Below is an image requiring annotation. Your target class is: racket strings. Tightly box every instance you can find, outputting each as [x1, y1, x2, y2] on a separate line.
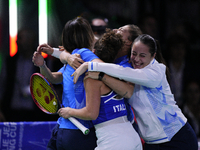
[31, 76, 58, 114]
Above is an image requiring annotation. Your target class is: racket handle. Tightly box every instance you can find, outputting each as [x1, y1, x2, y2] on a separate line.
[68, 117, 90, 135]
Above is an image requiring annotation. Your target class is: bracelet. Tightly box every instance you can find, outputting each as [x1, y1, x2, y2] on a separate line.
[98, 72, 105, 81]
[39, 61, 46, 68]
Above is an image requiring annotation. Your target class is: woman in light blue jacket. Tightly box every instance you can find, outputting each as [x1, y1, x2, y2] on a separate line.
[72, 34, 198, 150]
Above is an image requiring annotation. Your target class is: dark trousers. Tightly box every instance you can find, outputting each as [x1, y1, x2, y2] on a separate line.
[47, 124, 97, 150]
[144, 122, 198, 150]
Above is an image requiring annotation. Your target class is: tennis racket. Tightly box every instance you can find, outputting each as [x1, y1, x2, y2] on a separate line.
[30, 73, 90, 135]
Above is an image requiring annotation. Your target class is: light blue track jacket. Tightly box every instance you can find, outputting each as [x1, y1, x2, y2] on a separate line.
[88, 59, 187, 144]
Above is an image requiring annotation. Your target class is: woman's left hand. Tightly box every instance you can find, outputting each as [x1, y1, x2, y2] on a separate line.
[67, 54, 84, 70]
[71, 62, 89, 83]
[32, 51, 44, 67]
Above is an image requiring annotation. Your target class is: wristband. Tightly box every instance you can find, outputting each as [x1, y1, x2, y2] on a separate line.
[98, 72, 105, 81]
[39, 61, 46, 68]
[52, 48, 62, 58]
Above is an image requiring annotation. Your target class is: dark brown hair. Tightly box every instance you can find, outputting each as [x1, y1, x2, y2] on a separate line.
[94, 29, 124, 63]
[127, 24, 142, 42]
[62, 17, 94, 53]
[127, 24, 142, 57]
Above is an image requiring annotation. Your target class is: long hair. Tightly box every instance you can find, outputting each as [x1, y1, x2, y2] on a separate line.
[62, 17, 94, 53]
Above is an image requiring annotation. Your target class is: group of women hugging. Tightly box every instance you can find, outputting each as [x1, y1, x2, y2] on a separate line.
[32, 17, 198, 150]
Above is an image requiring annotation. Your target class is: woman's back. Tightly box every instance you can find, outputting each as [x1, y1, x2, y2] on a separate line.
[58, 48, 99, 129]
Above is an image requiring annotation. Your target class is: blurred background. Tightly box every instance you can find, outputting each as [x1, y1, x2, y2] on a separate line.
[1, 0, 200, 55]
[0, 0, 200, 138]
[0, 0, 200, 59]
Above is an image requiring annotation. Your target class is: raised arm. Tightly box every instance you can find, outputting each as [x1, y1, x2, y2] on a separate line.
[32, 51, 62, 84]
[37, 43, 84, 69]
[71, 61, 134, 99]
[59, 50, 84, 69]
[37, 43, 55, 55]
[85, 72, 134, 99]
[72, 61, 164, 88]
[87, 62, 164, 88]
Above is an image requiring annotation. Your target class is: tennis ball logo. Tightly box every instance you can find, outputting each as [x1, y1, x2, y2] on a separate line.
[36, 83, 46, 97]
[36, 83, 55, 104]
[36, 88, 42, 97]
[44, 92, 54, 104]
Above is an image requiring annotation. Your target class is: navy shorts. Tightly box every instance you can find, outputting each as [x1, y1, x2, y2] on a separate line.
[144, 122, 198, 150]
[47, 124, 97, 150]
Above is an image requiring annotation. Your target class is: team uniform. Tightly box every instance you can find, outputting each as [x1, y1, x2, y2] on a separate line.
[88, 59, 198, 149]
[47, 48, 98, 150]
[93, 90, 142, 150]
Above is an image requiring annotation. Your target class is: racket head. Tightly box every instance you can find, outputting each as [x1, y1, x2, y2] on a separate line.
[30, 73, 61, 114]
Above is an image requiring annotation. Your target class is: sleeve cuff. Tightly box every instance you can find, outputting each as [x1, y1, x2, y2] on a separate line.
[52, 48, 62, 58]
[88, 62, 98, 71]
